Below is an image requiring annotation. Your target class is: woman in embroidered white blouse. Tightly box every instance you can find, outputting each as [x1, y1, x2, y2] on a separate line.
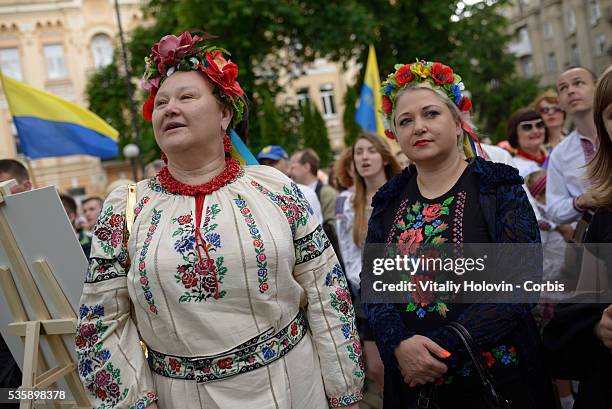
[75, 31, 363, 409]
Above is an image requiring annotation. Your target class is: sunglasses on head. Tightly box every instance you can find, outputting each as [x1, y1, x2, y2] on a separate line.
[539, 106, 563, 114]
[519, 119, 545, 131]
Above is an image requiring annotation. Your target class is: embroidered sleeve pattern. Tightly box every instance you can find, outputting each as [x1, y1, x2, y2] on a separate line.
[77, 186, 157, 408]
[250, 180, 311, 236]
[292, 200, 364, 406]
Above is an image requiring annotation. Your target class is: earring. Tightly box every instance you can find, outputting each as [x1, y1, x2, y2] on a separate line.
[161, 151, 168, 164]
[223, 133, 232, 154]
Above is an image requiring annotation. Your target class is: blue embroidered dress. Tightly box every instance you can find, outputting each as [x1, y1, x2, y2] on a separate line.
[75, 165, 364, 409]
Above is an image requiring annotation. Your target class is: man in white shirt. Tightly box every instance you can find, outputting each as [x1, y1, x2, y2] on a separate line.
[546, 67, 599, 225]
[256, 145, 323, 224]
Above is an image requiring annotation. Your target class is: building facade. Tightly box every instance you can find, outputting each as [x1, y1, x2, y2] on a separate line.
[0, 0, 144, 198]
[508, 0, 611, 87]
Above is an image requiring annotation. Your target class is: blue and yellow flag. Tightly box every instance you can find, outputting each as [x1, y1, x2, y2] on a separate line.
[355, 44, 384, 136]
[0, 73, 119, 159]
[229, 128, 258, 166]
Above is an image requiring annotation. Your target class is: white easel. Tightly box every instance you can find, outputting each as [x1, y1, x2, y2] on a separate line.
[0, 180, 89, 409]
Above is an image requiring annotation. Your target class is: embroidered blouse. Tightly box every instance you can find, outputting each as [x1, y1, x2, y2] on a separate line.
[75, 164, 364, 409]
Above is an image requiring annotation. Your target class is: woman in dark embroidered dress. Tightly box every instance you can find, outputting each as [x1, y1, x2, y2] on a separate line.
[362, 60, 555, 408]
[74, 32, 363, 409]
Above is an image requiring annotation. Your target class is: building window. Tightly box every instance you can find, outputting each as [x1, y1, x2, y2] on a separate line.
[547, 52, 557, 73]
[91, 34, 113, 70]
[590, 0, 601, 26]
[319, 84, 336, 118]
[521, 57, 534, 78]
[565, 9, 576, 34]
[296, 87, 310, 109]
[595, 34, 606, 56]
[44, 44, 67, 79]
[543, 21, 553, 39]
[570, 44, 580, 66]
[0, 48, 22, 80]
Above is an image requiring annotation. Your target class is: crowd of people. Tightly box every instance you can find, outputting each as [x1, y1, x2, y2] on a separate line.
[0, 30, 610, 409]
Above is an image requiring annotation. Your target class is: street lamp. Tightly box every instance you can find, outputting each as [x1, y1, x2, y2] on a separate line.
[123, 143, 140, 181]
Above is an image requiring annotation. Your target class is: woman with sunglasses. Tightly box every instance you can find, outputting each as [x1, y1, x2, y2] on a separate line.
[507, 108, 549, 178]
[533, 91, 566, 150]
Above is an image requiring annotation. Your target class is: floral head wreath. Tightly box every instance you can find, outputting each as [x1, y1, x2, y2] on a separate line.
[380, 59, 482, 158]
[141, 31, 245, 123]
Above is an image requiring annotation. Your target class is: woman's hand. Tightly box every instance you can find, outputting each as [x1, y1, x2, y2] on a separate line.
[364, 340, 384, 390]
[595, 304, 612, 349]
[394, 335, 450, 387]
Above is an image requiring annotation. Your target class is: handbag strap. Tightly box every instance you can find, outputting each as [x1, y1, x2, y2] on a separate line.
[446, 322, 511, 408]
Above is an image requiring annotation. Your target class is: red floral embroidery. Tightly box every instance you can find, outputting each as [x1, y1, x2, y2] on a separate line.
[177, 214, 192, 225]
[422, 203, 442, 222]
[217, 358, 233, 369]
[398, 228, 423, 254]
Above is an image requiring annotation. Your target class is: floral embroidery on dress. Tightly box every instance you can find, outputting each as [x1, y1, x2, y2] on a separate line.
[138, 209, 161, 314]
[129, 392, 157, 409]
[147, 311, 308, 383]
[250, 181, 310, 236]
[294, 224, 331, 265]
[173, 205, 227, 302]
[233, 195, 269, 293]
[482, 345, 519, 367]
[76, 305, 129, 408]
[391, 197, 455, 318]
[134, 196, 150, 218]
[94, 206, 126, 258]
[326, 264, 365, 379]
[328, 391, 364, 408]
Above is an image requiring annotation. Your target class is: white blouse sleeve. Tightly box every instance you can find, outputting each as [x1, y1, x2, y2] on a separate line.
[75, 186, 157, 409]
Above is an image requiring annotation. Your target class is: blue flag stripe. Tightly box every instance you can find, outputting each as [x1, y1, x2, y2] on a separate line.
[14, 116, 119, 159]
[355, 85, 377, 132]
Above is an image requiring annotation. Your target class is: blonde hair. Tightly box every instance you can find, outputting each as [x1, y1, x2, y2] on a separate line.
[351, 133, 402, 246]
[390, 85, 475, 158]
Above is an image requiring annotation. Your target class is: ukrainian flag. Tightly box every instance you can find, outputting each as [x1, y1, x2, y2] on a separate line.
[0, 73, 119, 159]
[355, 44, 384, 136]
[229, 128, 258, 166]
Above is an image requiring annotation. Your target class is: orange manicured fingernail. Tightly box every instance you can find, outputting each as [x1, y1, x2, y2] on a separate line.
[442, 350, 451, 358]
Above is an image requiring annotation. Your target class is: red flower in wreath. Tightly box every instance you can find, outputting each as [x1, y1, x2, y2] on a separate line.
[384, 129, 396, 140]
[142, 89, 157, 122]
[151, 32, 202, 75]
[382, 95, 393, 115]
[395, 64, 414, 86]
[430, 62, 454, 85]
[457, 96, 472, 112]
[202, 51, 244, 98]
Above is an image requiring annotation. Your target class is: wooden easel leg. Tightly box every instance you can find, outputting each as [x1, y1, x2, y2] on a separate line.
[20, 321, 40, 409]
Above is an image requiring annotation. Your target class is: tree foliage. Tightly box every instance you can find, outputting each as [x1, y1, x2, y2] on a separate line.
[301, 102, 332, 168]
[343, 85, 360, 147]
[85, 0, 539, 159]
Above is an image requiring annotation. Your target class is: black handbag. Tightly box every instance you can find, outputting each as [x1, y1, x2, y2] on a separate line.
[416, 322, 511, 409]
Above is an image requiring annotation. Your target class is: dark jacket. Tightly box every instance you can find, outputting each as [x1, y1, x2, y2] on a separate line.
[543, 207, 612, 409]
[362, 157, 554, 408]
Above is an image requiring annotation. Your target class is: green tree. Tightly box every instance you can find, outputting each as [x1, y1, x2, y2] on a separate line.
[302, 102, 332, 168]
[343, 85, 360, 147]
[85, 61, 130, 155]
[256, 90, 283, 153]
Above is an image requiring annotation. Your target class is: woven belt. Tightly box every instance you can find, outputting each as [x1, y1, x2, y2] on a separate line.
[147, 310, 308, 383]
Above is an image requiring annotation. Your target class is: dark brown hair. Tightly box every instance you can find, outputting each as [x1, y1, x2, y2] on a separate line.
[295, 148, 320, 176]
[0, 159, 29, 182]
[506, 108, 548, 149]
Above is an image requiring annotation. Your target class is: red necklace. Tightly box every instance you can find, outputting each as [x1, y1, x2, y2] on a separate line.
[516, 148, 547, 165]
[157, 156, 242, 196]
